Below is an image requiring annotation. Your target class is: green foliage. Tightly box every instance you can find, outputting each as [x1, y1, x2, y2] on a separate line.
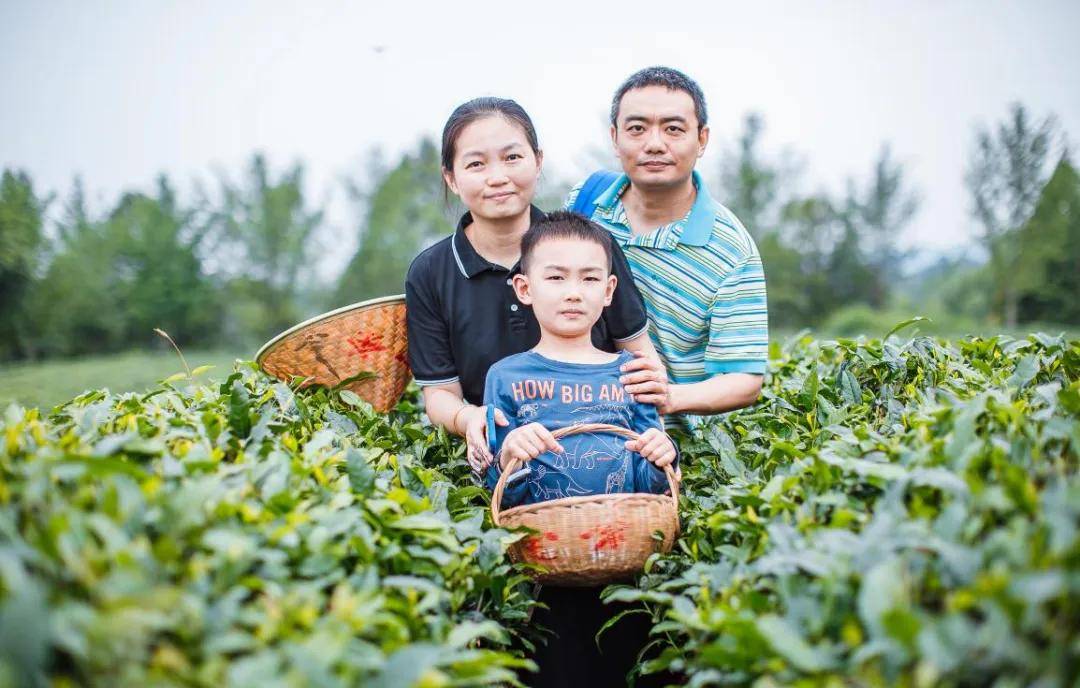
[0, 170, 50, 361]
[212, 154, 325, 344]
[335, 140, 451, 306]
[1015, 156, 1080, 324]
[966, 103, 1060, 327]
[3, 332, 1078, 686]
[0, 372, 537, 687]
[611, 332, 1080, 686]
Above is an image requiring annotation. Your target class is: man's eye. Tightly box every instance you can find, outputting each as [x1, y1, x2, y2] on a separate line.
[667, 126, 684, 134]
[628, 125, 644, 133]
[506, 153, 523, 161]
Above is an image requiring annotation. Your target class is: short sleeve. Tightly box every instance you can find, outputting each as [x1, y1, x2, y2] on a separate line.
[706, 245, 769, 376]
[563, 181, 584, 211]
[603, 243, 649, 342]
[482, 365, 527, 506]
[405, 254, 459, 386]
[628, 400, 675, 494]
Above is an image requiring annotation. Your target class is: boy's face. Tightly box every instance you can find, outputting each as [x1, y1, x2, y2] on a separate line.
[513, 237, 616, 339]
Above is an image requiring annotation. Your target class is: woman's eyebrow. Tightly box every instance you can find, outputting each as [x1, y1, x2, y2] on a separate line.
[460, 142, 523, 158]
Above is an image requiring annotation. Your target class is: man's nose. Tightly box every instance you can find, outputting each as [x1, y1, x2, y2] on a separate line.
[644, 128, 666, 153]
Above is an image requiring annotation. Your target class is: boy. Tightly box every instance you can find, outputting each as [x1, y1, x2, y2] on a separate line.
[482, 211, 677, 508]
[481, 210, 678, 688]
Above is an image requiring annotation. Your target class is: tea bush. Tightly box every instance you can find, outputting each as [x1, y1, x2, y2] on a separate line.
[1, 331, 1078, 686]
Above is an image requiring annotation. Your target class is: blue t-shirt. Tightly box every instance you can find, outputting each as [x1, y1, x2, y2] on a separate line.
[483, 349, 674, 508]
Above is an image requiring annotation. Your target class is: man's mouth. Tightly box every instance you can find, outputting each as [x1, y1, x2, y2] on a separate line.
[639, 160, 673, 170]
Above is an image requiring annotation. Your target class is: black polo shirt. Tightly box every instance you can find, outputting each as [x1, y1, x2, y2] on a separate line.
[405, 205, 649, 406]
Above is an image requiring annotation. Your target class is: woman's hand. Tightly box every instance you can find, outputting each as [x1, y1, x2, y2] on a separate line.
[498, 422, 564, 470]
[625, 428, 677, 468]
[463, 405, 507, 473]
[620, 351, 672, 413]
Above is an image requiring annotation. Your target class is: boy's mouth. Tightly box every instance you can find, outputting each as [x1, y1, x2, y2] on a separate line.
[559, 308, 586, 318]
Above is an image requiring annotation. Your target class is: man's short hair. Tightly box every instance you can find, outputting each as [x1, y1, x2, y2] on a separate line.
[610, 66, 708, 130]
[520, 211, 614, 274]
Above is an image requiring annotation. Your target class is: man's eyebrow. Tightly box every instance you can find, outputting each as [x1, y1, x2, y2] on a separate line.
[623, 114, 689, 124]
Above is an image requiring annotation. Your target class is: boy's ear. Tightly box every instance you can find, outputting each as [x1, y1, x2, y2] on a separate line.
[512, 273, 532, 304]
[604, 273, 617, 306]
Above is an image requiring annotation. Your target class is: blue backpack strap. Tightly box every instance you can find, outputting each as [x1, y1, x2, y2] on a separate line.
[571, 170, 620, 217]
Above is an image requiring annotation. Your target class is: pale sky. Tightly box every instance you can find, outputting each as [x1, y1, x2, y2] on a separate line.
[3, 0, 1079, 276]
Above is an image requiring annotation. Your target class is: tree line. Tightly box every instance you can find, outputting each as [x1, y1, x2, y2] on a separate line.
[1, 103, 1076, 363]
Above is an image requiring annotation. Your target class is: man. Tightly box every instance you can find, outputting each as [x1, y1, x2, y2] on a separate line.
[567, 66, 768, 427]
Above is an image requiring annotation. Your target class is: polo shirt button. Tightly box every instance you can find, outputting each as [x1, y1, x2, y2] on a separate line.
[506, 279, 512, 285]
[510, 304, 519, 312]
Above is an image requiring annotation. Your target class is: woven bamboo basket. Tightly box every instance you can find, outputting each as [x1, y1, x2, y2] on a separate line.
[255, 295, 411, 413]
[491, 423, 680, 586]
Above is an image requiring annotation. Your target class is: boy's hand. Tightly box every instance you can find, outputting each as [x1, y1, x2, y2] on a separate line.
[465, 406, 508, 472]
[620, 351, 672, 413]
[625, 428, 677, 468]
[499, 423, 564, 470]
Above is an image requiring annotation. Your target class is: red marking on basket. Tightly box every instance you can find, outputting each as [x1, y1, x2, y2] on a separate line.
[544, 531, 559, 541]
[580, 531, 593, 540]
[593, 524, 626, 552]
[524, 536, 556, 560]
[394, 351, 408, 366]
[347, 332, 386, 356]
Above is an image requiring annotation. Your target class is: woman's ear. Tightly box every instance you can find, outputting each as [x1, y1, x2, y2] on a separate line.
[535, 149, 544, 177]
[442, 168, 458, 196]
[512, 273, 533, 304]
[604, 273, 617, 306]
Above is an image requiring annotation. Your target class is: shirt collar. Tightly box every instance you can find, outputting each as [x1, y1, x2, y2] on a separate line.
[451, 205, 546, 278]
[594, 170, 714, 248]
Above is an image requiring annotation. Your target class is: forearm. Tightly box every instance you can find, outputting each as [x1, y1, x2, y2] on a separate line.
[667, 373, 763, 415]
[616, 331, 659, 359]
[422, 384, 484, 436]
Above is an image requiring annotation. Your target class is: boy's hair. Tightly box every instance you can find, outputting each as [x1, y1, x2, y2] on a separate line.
[520, 211, 614, 274]
[610, 66, 708, 130]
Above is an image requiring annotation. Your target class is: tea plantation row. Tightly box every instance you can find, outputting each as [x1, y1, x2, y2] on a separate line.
[1, 331, 1077, 686]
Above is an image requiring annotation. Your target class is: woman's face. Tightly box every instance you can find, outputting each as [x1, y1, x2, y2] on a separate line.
[444, 115, 542, 222]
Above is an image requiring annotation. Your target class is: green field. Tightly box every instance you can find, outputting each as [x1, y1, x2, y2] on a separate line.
[0, 349, 243, 410]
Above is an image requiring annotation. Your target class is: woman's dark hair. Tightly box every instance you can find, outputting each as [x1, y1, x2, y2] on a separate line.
[440, 97, 541, 173]
[610, 66, 708, 130]
[520, 211, 614, 274]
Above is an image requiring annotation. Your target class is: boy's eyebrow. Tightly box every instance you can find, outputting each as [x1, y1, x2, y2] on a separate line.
[541, 264, 606, 272]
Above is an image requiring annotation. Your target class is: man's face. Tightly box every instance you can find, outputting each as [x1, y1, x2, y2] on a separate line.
[513, 238, 616, 339]
[610, 85, 709, 191]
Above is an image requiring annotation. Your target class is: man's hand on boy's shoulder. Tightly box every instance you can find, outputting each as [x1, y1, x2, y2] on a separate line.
[499, 422, 565, 470]
[619, 351, 672, 412]
[625, 428, 677, 469]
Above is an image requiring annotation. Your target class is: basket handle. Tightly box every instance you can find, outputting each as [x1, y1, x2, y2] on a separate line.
[490, 422, 679, 526]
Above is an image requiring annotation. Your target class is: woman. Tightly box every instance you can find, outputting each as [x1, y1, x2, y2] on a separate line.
[405, 97, 669, 471]
[404, 97, 672, 687]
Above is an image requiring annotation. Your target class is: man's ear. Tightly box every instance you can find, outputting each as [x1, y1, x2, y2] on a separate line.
[442, 168, 458, 196]
[697, 124, 710, 158]
[512, 273, 533, 304]
[610, 124, 618, 149]
[604, 273, 617, 306]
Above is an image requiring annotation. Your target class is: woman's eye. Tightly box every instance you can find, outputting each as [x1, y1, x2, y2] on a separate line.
[465, 161, 482, 169]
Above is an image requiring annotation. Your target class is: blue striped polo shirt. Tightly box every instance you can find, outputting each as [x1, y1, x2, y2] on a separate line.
[566, 171, 768, 425]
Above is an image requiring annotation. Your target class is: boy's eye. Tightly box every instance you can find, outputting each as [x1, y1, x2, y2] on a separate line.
[546, 275, 563, 281]
[585, 276, 600, 282]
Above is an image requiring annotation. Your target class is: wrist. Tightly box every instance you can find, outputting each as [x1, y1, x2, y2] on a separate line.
[664, 384, 684, 415]
[451, 403, 477, 435]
